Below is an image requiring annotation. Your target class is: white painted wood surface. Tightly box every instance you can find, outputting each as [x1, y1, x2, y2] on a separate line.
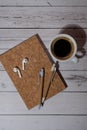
[0, 116, 87, 130]
[0, 92, 87, 114]
[0, 7, 87, 28]
[0, 0, 87, 6]
[0, 0, 87, 130]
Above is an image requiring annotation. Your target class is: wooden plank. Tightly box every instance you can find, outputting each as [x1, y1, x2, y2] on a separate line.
[0, 70, 87, 91]
[0, 92, 87, 114]
[0, 0, 87, 6]
[0, 28, 87, 48]
[0, 7, 87, 28]
[0, 70, 17, 91]
[0, 28, 87, 70]
[0, 116, 87, 130]
[0, 1, 86, 130]
[61, 70, 87, 91]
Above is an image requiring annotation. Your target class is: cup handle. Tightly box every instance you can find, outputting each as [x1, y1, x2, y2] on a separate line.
[76, 50, 84, 58]
[71, 56, 79, 63]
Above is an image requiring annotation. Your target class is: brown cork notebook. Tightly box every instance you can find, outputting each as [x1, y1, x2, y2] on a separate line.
[0, 34, 67, 109]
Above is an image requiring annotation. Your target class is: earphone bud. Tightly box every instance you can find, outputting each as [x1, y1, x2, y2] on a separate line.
[22, 57, 29, 70]
[13, 66, 22, 78]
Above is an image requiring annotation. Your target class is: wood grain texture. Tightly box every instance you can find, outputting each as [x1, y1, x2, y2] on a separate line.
[0, 116, 87, 130]
[0, 0, 87, 130]
[0, 28, 87, 71]
[0, 7, 87, 28]
[0, 93, 87, 114]
[0, 0, 87, 6]
[0, 28, 86, 48]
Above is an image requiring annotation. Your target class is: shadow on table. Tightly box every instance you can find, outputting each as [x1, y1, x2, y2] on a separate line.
[59, 24, 87, 59]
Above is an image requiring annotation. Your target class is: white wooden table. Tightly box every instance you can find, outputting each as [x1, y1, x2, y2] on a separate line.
[0, 0, 87, 130]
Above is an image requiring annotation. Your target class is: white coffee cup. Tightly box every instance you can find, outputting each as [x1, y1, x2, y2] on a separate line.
[49, 34, 78, 63]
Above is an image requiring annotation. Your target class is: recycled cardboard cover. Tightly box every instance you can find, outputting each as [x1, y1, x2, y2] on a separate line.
[0, 34, 67, 109]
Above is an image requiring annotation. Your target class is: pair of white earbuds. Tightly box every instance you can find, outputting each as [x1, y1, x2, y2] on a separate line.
[13, 58, 29, 78]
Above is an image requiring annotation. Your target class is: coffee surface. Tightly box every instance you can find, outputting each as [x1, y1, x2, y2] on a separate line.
[53, 39, 72, 58]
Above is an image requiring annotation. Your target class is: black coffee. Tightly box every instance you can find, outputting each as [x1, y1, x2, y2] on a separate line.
[53, 39, 72, 58]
